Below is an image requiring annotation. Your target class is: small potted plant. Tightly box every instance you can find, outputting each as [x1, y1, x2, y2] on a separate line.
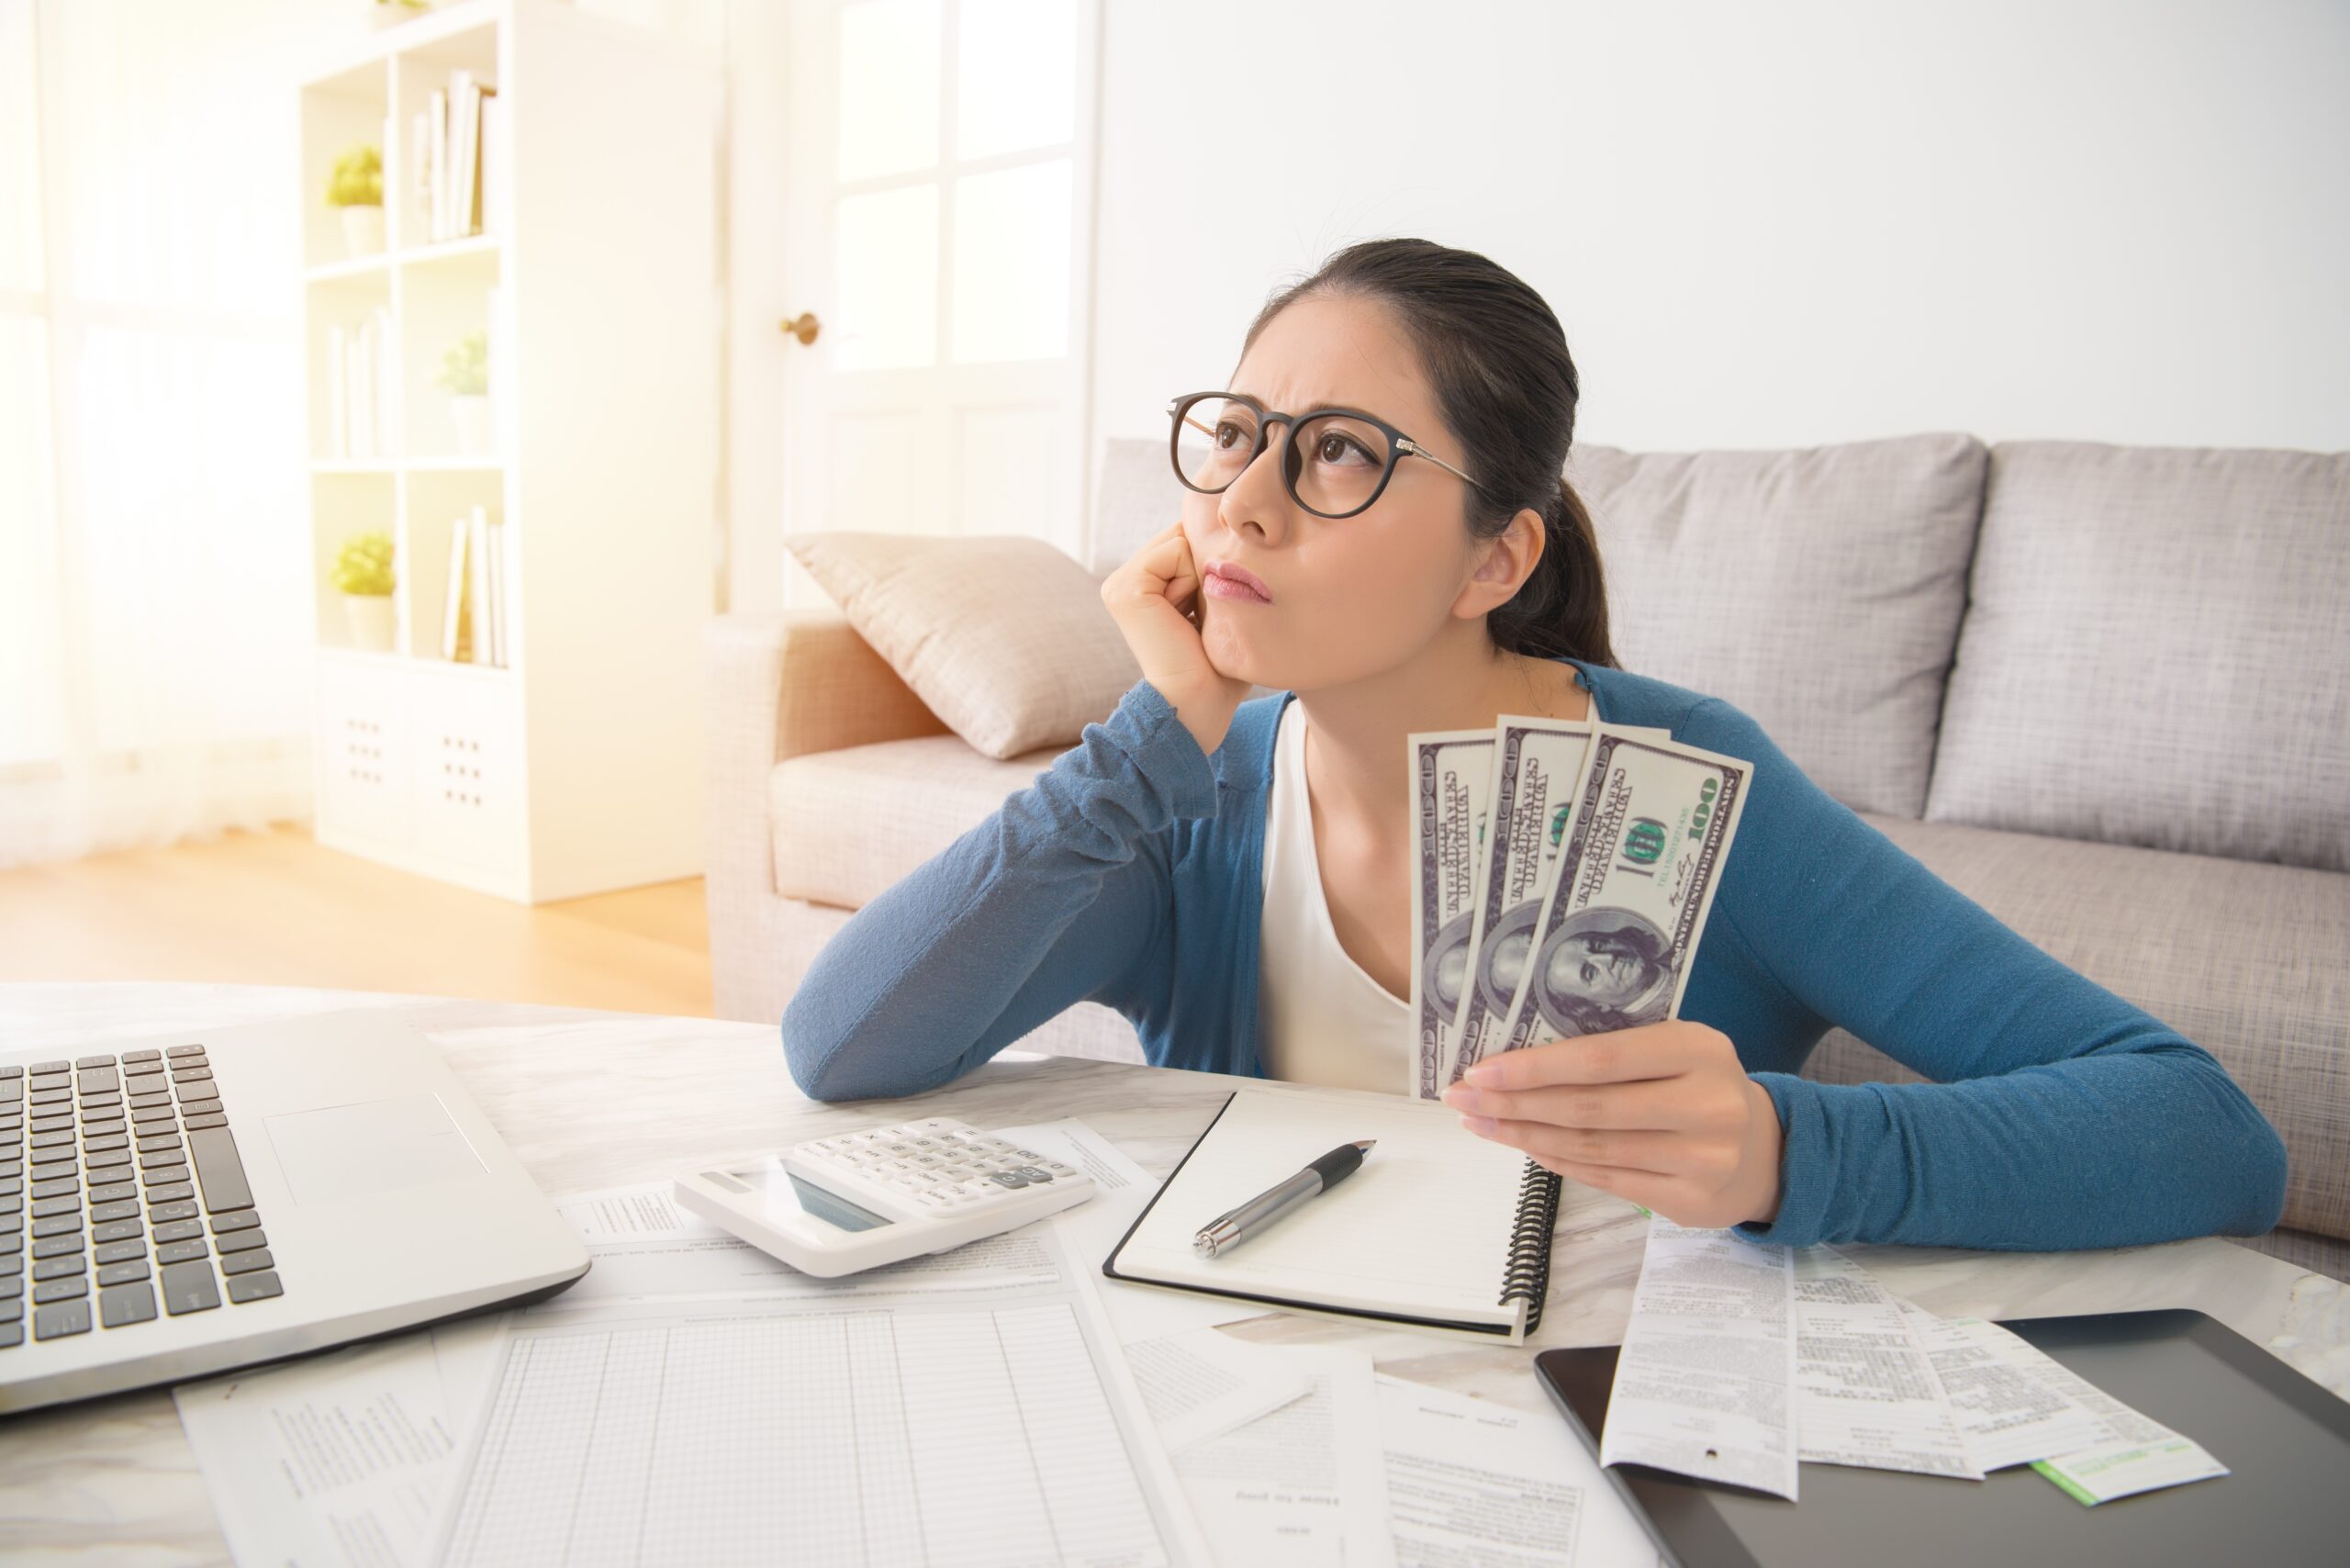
[437, 329, 490, 456]
[326, 144, 385, 258]
[370, 0, 435, 27]
[332, 531, 397, 651]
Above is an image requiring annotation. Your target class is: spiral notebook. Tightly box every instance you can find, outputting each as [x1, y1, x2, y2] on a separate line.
[1102, 1086, 1561, 1343]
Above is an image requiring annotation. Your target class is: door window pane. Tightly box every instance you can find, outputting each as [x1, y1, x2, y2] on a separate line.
[954, 0, 1075, 161]
[950, 160, 1069, 364]
[834, 184, 940, 370]
[837, 0, 941, 183]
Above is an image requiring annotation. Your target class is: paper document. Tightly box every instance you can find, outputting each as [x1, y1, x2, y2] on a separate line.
[1377, 1374, 1663, 1568]
[1125, 1325, 1313, 1454]
[178, 1143, 1209, 1568]
[1599, 1216, 1799, 1501]
[427, 1210, 1204, 1567]
[2033, 1433, 2230, 1505]
[174, 1316, 506, 1568]
[1792, 1249, 1980, 1479]
[1174, 1343, 1393, 1568]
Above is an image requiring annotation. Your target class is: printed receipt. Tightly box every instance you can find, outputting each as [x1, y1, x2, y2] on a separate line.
[1599, 1215, 1800, 1501]
[1793, 1249, 1981, 1479]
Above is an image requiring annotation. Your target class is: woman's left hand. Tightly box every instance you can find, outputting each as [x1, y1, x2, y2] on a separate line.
[1440, 1020, 1785, 1229]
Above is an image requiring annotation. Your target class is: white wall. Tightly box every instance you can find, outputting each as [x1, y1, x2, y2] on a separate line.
[1089, 0, 2350, 459]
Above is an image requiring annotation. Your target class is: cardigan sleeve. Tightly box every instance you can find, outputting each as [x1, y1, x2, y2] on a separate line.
[1673, 697, 2289, 1252]
[780, 678, 1219, 1102]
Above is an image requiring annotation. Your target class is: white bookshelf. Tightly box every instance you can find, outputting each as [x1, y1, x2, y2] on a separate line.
[298, 0, 717, 902]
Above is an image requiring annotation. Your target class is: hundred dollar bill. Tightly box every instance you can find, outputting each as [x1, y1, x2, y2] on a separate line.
[1492, 728, 1751, 1058]
[1442, 718, 1672, 1091]
[1409, 730, 1493, 1101]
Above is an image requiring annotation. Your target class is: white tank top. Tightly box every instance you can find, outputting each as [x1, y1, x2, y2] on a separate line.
[1257, 698, 1414, 1094]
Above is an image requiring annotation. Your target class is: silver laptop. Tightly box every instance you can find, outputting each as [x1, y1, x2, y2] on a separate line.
[1, 1007, 590, 1415]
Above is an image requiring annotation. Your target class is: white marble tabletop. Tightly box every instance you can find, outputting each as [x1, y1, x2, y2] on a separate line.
[2, 981, 2344, 1562]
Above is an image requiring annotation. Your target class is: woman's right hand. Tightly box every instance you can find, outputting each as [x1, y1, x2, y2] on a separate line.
[1100, 521, 1254, 756]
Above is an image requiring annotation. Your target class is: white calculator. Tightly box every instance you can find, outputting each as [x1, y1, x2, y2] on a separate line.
[672, 1117, 1095, 1278]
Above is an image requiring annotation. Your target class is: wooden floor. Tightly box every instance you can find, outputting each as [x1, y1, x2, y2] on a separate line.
[0, 823, 712, 1017]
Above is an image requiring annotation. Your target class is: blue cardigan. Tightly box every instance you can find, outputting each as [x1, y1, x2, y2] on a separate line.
[779, 662, 2289, 1252]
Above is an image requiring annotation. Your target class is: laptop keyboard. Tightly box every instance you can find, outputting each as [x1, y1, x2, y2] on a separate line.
[1, 1044, 284, 1350]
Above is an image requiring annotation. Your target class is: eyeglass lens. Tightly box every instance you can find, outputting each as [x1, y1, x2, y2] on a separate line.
[1173, 396, 1393, 517]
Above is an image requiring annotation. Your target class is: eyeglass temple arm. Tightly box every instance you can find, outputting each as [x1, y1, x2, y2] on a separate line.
[1395, 436, 1478, 488]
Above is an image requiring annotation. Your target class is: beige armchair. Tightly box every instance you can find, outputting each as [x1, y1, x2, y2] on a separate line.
[701, 608, 1147, 1064]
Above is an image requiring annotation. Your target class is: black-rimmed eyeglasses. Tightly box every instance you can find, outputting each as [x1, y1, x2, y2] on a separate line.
[1165, 390, 1483, 520]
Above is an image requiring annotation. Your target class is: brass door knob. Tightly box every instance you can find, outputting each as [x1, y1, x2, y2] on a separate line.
[778, 311, 821, 345]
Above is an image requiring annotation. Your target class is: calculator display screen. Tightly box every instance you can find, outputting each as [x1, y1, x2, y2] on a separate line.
[724, 1160, 894, 1232]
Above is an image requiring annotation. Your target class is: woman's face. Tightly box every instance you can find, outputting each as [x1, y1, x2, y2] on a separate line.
[1181, 293, 1489, 693]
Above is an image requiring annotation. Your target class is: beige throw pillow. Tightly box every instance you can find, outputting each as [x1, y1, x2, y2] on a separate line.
[787, 532, 1143, 760]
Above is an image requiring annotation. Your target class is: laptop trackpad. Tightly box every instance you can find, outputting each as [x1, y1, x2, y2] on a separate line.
[265, 1093, 487, 1207]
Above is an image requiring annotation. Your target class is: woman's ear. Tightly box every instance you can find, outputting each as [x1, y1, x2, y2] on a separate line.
[1454, 506, 1547, 619]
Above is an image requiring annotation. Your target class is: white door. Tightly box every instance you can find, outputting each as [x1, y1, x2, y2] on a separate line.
[773, 0, 1100, 611]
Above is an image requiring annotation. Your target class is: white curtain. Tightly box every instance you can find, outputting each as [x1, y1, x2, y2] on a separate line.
[0, 0, 356, 869]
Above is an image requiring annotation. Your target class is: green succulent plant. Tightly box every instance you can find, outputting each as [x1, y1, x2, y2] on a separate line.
[435, 330, 487, 397]
[332, 531, 395, 596]
[325, 144, 383, 208]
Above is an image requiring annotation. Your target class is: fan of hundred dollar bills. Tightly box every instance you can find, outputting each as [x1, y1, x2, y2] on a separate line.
[1409, 717, 1754, 1101]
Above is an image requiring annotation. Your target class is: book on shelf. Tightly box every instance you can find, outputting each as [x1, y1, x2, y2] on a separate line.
[441, 511, 470, 661]
[415, 69, 498, 244]
[324, 308, 396, 461]
[437, 506, 509, 666]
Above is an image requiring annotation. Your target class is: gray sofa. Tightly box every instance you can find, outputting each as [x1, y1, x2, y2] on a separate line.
[706, 432, 2350, 1279]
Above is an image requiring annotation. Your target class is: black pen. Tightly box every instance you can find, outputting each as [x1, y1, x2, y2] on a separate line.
[1193, 1139, 1376, 1258]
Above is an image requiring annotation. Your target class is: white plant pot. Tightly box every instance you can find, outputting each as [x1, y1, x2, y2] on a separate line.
[341, 593, 397, 652]
[449, 393, 493, 457]
[339, 205, 385, 258]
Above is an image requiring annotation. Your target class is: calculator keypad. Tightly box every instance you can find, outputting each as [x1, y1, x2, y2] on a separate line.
[792, 1118, 1082, 1214]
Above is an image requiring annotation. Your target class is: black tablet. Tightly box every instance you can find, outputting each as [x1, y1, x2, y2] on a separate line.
[1536, 1308, 2350, 1567]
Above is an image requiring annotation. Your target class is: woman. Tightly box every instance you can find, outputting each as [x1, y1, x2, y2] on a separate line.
[781, 237, 2288, 1252]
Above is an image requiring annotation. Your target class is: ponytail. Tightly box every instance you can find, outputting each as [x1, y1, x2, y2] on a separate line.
[1489, 474, 1615, 667]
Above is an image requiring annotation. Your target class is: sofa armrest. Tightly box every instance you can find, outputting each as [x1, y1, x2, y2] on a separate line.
[705, 611, 950, 909]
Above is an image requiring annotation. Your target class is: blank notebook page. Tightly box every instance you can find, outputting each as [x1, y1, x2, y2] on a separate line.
[1113, 1087, 1531, 1327]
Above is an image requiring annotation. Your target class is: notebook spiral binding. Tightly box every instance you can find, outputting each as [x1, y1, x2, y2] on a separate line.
[1497, 1158, 1563, 1330]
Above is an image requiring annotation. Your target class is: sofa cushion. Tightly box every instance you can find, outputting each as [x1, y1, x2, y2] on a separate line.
[771, 734, 1060, 910]
[787, 532, 1141, 760]
[1926, 441, 2350, 871]
[1803, 812, 2350, 1243]
[1571, 432, 1986, 819]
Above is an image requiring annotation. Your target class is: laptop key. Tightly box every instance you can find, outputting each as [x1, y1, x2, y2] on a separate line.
[99, 1281, 157, 1327]
[95, 1239, 145, 1264]
[33, 1276, 88, 1304]
[182, 1112, 228, 1131]
[148, 1200, 198, 1223]
[146, 1181, 195, 1204]
[159, 1260, 221, 1315]
[226, 1271, 282, 1305]
[216, 1228, 268, 1254]
[210, 1210, 262, 1234]
[185, 1127, 255, 1214]
[122, 1049, 161, 1063]
[0, 1321, 19, 1348]
[31, 1231, 83, 1256]
[32, 1256, 84, 1281]
[78, 1064, 118, 1092]
[151, 1219, 203, 1244]
[74, 1054, 117, 1070]
[33, 1298, 92, 1338]
[93, 1219, 141, 1244]
[32, 1215, 82, 1239]
[167, 1045, 206, 1058]
[157, 1238, 208, 1265]
[91, 1200, 140, 1223]
[96, 1260, 151, 1286]
[219, 1249, 274, 1276]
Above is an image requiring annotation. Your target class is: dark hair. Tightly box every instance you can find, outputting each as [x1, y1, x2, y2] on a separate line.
[1235, 237, 1614, 667]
